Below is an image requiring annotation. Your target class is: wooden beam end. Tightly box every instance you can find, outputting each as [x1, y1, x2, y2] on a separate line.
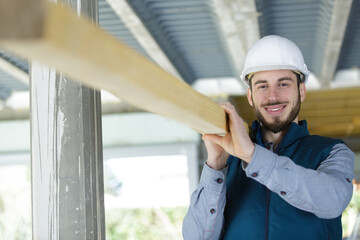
[0, 0, 46, 39]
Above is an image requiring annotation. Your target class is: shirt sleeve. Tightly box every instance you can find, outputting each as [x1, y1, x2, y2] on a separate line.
[244, 143, 355, 219]
[182, 163, 228, 240]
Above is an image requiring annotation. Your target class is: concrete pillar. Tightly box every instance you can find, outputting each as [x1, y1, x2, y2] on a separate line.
[30, 0, 105, 239]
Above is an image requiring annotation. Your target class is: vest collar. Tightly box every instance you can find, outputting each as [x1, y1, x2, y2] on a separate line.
[251, 120, 310, 150]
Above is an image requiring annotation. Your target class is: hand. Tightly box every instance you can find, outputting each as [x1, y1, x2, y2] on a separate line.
[202, 137, 229, 170]
[203, 102, 255, 164]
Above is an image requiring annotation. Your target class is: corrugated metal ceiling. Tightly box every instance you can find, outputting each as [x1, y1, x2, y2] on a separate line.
[0, 0, 359, 101]
[125, 0, 236, 84]
[99, 0, 149, 57]
[0, 50, 28, 99]
[256, 0, 335, 76]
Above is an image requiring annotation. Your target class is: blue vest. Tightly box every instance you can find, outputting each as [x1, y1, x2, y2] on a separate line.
[222, 120, 343, 240]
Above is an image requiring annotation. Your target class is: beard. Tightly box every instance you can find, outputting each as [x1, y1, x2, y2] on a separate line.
[252, 92, 301, 134]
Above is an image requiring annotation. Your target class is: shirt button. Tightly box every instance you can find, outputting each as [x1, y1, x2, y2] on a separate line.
[210, 209, 216, 214]
[280, 191, 286, 196]
[346, 178, 351, 183]
[251, 172, 258, 177]
[216, 178, 223, 184]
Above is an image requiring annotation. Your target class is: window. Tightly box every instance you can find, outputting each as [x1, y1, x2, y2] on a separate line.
[0, 155, 31, 240]
[103, 143, 198, 240]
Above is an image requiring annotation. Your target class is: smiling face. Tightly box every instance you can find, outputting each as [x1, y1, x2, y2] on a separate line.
[247, 70, 306, 134]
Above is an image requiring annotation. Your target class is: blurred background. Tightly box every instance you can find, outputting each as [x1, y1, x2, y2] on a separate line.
[0, 0, 359, 239]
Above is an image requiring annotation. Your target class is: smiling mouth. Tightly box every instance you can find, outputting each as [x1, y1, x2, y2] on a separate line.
[264, 104, 286, 115]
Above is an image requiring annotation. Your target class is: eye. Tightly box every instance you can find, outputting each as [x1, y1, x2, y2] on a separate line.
[280, 82, 289, 87]
[257, 84, 267, 89]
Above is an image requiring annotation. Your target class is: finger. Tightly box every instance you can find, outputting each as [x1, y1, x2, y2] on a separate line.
[202, 134, 223, 145]
[216, 103, 248, 135]
[219, 104, 245, 128]
[218, 102, 238, 118]
[218, 102, 235, 112]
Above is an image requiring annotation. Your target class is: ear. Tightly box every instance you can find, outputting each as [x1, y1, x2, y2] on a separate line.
[299, 83, 306, 102]
[247, 88, 253, 106]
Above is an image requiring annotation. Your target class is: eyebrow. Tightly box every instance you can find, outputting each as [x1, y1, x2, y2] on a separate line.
[253, 80, 268, 86]
[278, 77, 295, 82]
[253, 77, 294, 86]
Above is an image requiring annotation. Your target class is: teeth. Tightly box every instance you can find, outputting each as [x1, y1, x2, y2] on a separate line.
[268, 107, 282, 111]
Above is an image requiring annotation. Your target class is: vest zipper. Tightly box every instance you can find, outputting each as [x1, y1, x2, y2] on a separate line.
[265, 189, 270, 240]
[264, 143, 274, 240]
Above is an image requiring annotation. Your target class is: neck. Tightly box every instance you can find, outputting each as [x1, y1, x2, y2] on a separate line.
[262, 128, 287, 146]
[261, 118, 299, 146]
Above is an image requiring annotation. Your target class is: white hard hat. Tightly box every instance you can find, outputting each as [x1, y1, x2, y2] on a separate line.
[241, 35, 310, 87]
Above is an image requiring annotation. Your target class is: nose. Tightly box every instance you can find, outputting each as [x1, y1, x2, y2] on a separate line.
[266, 85, 280, 103]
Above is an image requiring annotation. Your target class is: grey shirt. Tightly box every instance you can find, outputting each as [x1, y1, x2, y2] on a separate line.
[182, 143, 355, 240]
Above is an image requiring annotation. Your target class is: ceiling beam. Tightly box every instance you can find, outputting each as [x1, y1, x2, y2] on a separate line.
[106, 0, 181, 79]
[0, 56, 28, 84]
[212, 0, 260, 88]
[319, 0, 353, 88]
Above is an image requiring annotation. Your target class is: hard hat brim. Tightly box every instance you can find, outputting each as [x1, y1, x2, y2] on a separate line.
[241, 65, 309, 87]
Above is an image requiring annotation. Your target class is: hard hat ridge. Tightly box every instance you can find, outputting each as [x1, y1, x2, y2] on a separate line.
[241, 35, 310, 87]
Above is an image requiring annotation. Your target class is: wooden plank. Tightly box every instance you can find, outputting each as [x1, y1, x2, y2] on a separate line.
[300, 108, 360, 118]
[305, 87, 360, 100]
[304, 116, 355, 127]
[301, 97, 360, 110]
[308, 123, 360, 138]
[0, 0, 227, 135]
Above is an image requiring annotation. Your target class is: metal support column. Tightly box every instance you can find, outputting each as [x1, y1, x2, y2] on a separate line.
[30, 0, 105, 239]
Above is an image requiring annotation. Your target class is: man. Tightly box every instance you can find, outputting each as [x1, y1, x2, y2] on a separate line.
[182, 35, 354, 240]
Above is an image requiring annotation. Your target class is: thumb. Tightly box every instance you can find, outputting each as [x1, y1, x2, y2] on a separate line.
[202, 134, 223, 145]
